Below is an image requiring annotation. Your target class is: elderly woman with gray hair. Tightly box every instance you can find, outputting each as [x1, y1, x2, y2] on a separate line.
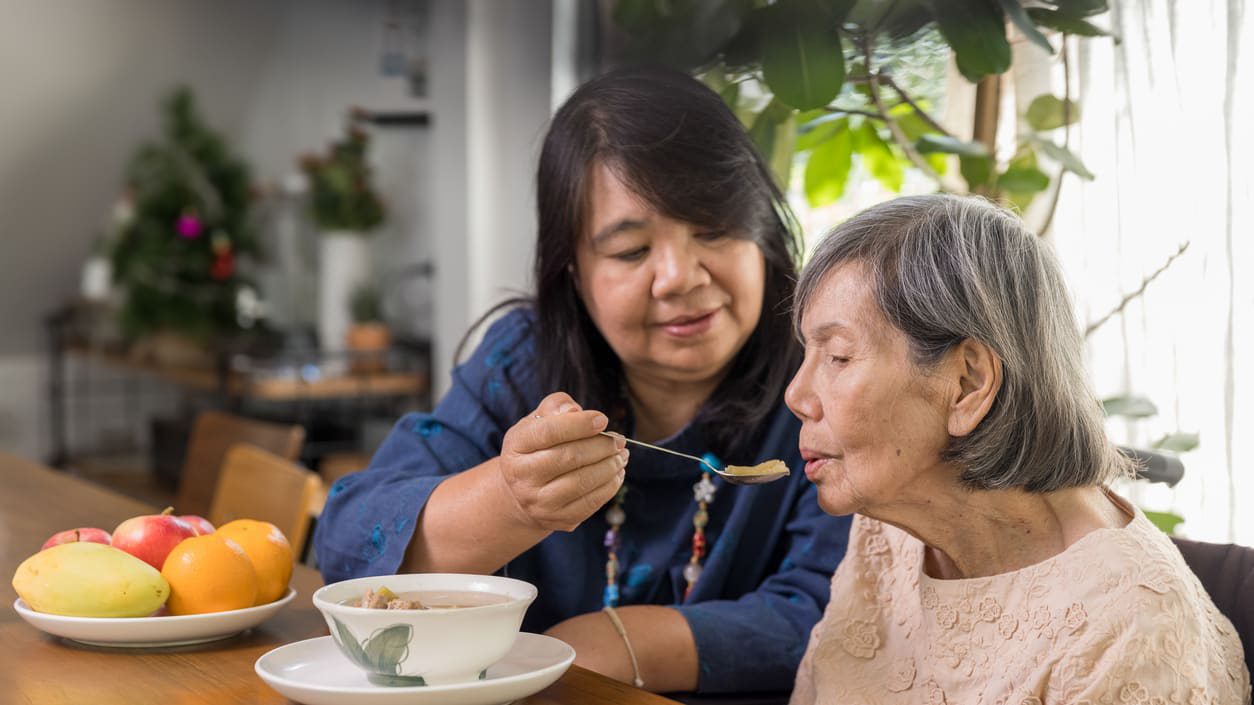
[785, 195, 1248, 704]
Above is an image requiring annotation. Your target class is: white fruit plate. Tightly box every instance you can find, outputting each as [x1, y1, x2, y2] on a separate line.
[12, 588, 296, 647]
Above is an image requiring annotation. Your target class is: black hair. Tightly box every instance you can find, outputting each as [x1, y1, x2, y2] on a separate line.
[530, 65, 801, 458]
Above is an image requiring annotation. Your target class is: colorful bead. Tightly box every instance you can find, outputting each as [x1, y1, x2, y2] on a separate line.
[692, 532, 706, 556]
[693, 509, 708, 528]
[603, 584, 620, 607]
[692, 475, 716, 503]
[606, 505, 626, 527]
[603, 528, 617, 548]
[683, 562, 703, 584]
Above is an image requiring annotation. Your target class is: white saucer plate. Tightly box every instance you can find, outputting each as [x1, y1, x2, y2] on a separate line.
[255, 632, 575, 705]
[13, 588, 296, 647]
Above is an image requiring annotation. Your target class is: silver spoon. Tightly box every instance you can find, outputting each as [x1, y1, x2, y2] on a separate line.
[599, 432, 790, 485]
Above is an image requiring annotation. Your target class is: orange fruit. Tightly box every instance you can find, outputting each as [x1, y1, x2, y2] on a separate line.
[160, 534, 258, 615]
[214, 519, 293, 605]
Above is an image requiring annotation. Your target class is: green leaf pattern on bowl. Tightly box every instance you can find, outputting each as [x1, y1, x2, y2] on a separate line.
[330, 616, 425, 685]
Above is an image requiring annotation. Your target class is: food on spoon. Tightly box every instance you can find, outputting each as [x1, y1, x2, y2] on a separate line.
[722, 459, 790, 477]
[111, 507, 199, 570]
[12, 542, 170, 617]
[40, 527, 112, 551]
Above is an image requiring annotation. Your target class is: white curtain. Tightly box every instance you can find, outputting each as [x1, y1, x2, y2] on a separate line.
[1050, 0, 1254, 544]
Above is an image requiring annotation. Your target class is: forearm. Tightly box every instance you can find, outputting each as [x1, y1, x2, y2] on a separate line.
[399, 457, 550, 574]
[545, 605, 698, 694]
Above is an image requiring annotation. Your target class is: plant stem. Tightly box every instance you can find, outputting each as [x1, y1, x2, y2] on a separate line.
[1084, 242, 1190, 337]
[1038, 33, 1073, 237]
[859, 34, 951, 190]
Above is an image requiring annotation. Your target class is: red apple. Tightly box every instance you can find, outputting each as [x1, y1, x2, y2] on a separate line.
[180, 515, 215, 536]
[40, 527, 112, 551]
[111, 507, 198, 570]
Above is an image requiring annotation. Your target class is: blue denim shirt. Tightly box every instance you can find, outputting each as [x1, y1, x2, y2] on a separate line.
[314, 308, 851, 693]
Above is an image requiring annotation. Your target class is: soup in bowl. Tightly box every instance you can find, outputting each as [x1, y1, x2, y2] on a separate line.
[313, 573, 537, 686]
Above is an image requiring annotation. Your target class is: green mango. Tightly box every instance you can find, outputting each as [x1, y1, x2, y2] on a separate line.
[13, 542, 170, 617]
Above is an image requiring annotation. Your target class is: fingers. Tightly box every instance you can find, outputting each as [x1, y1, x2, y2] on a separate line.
[509, 394, 615, 455]
[544, 450, 628, 532]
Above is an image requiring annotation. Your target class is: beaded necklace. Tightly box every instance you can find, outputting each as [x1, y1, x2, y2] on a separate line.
[602, 453, 722, 607]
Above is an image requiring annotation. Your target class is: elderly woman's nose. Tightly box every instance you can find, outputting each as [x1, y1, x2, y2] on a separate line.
[651, 239, 710, 298]
[785, 363, 820, 422]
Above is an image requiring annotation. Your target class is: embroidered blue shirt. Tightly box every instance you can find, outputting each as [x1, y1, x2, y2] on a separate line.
[314, 308, 852, 694]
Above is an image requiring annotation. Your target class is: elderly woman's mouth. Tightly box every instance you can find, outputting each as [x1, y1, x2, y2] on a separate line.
[802, 455, 838, 481]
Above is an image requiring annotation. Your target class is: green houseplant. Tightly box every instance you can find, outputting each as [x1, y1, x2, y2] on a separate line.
[610, 0, 1114, 224]
[346, 283, 391, 373]
[299, 121, 387, 352]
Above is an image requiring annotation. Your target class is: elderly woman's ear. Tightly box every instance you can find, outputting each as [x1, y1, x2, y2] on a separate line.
[943, 338, 1002, 438]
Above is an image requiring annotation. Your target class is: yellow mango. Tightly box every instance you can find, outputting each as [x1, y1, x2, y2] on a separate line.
[12, 542, 170, 617]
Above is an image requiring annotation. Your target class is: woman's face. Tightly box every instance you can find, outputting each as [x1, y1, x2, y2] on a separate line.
[785, 261, 954, 517]
[574, 162, 765, 388]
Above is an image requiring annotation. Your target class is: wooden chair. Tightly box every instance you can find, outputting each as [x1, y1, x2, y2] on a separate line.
[174, 411, 305, 518]
[208, 444, 322, 552]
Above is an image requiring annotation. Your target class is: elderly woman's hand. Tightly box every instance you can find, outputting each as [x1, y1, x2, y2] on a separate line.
[497, 392, 628, 532]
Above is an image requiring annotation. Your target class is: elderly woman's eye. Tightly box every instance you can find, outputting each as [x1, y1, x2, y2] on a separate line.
[695, 229, 729, 242]
[827, 355, 849, 365]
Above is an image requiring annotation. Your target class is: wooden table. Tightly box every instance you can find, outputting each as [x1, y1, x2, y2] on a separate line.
[0, 452, 679, 705]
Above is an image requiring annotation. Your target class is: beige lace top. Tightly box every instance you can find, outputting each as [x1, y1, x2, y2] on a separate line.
[790, 498, 1250, 705]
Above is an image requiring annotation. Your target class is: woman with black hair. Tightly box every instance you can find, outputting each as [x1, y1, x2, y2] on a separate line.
[314, 66, 851, 695]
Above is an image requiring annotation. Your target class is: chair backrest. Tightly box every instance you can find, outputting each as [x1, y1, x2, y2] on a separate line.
[208, 444, 322, 552]
[175, 411, 305, 517]
[1172, 536, 1254, 682]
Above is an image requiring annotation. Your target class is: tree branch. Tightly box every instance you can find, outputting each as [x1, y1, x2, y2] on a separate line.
[1084, 242, 1190, 337]
[880, 74, 956, 139]
[860, 35, 952, 191]
[822, 107, 883, 120]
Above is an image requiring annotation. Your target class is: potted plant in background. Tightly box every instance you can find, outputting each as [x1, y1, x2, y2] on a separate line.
[346, 283, 391, 373]
[110, 86, 261, 368]
[299, 121, 386, 353]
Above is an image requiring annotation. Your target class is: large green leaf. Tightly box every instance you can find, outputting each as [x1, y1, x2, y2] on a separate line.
[804, 122, 854, 206]
[795, 117, 843, 151]
[1101, 395, 1159, 418]
[1027, 8, 1115, 39]
[1026, 94, 1081, 130]
[612, 0, 752, 69]
[1152, 432, 1200, 453]
[1034, 138, 1095, 179]
[927, 0, 1011, 82]
[363, 624, 413, 675]
[997, 166, 1050, 193]
[997, 0, 1054, 54]
[1143, 510, 1185, 535]
[959, 154, 994, 189]
[917, 134, 989, 158]
[853, 123, 904, 191]
[761, 0, 846, 110]
[1043, 0, 1109, 18]
[749, 99, 798, 188]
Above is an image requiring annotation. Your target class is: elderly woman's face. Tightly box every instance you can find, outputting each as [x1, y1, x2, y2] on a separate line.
[785, 262, 954, 516]
[574, 162, 765, 387]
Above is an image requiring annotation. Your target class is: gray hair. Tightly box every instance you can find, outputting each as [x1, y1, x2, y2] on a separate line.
[794, 194, 1133, 491]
